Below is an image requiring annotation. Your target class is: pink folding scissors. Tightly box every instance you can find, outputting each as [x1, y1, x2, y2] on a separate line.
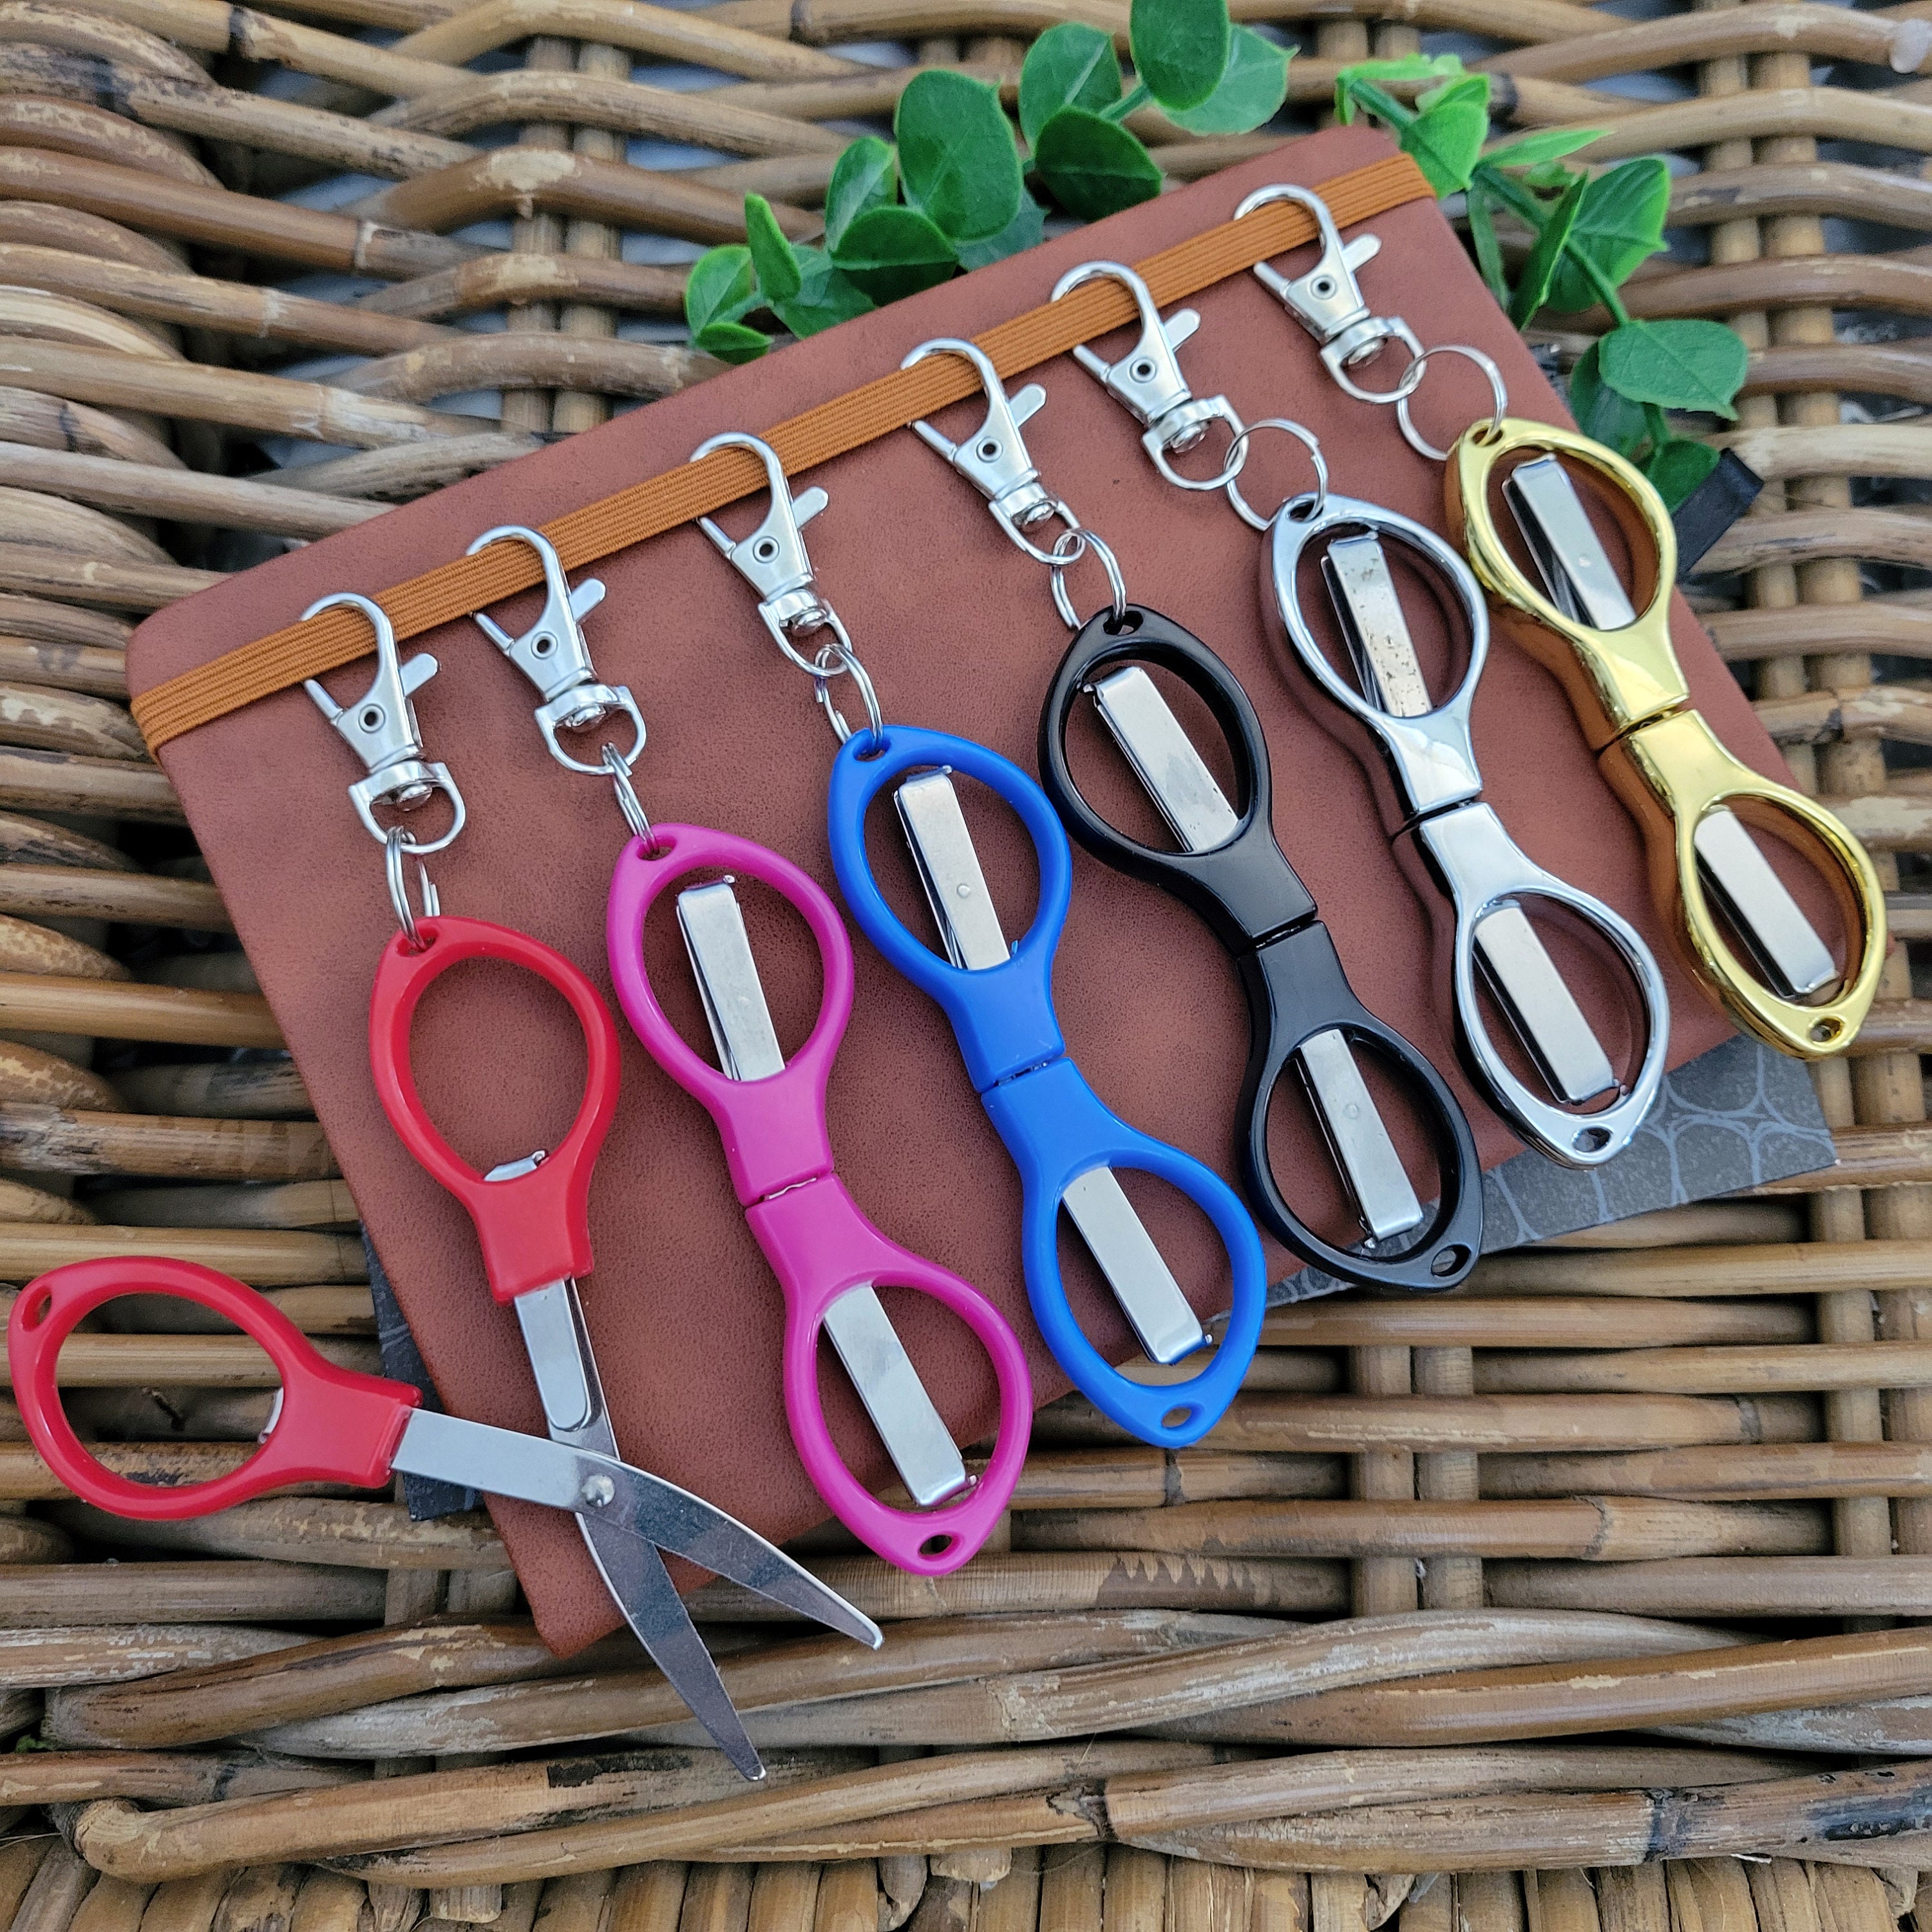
[607, 826, 1032, 1576]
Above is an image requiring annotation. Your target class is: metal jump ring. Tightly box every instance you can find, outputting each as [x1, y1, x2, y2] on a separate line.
[1048, 527, 1130, 631]
[812, 637, 886, 751]
[1394, 345, 1510, 463]
[1223, 419, 1330, 533]
[384, 824, 440, 951]
[601, 741, 659, 853]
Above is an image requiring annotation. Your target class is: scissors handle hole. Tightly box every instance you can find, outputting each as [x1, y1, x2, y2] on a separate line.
[402, 956, 589, 1180]
[1571, 1124, 1612, 1155]
[19, 1287, 49, 1329]
[1101, 607, 1144, 639]
[1431, 1244, 1472, 1278]
[918, 1531, 958, 1560]
[1812, 1017, 1844, 1045]
[1161, 1405, 1198, 1432]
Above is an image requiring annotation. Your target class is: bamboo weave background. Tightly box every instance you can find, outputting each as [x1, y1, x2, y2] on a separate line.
[0, 0, 1929, 1927]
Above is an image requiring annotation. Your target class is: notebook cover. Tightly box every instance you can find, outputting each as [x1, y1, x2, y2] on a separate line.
[128, 123, 1832, 1654]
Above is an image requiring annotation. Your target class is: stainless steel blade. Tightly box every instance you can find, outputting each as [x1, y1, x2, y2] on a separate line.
[510, 1279, 765, 1778]
[895, 768, 1207, 1367]
[392, 1406, 882, 1649]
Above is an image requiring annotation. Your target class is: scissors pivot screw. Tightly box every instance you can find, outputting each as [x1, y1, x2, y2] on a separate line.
[579, 1472, 616, 1509]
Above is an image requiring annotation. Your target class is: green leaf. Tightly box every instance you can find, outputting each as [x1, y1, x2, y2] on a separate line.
[691, 319, 770, 364]
[1164, 24, 1287, 135]
[1334, 74, 1413, 129]
[828, 203, 958, 301]
[1334, 52, 1461, 124]
[1031, 105, 1164, 220]
[1567, 339, 1649, 459]
[1598, 317, 1748, 419]
[1507, 169, 1585, 328]
[1464, 176, 1509, 308]
[823, 137, 896, 252]
[1019, 21, 1121, 146]
[1645, 436, 1721, 511]
[956, 189, 1046, 269]
[1481, 126, 1604, 171]
[1544, 156, 1669, 314]
[770, 244, 875, 337]
[895, 69, 1021, 243]
[684, 244, 758, 335]
[1400, 71, 1490, 194]
[743, 194, 801, 306]
[1130, 0, 1229, 113]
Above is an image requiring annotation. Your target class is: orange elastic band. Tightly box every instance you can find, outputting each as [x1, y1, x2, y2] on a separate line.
[133, 153, 1433, 753]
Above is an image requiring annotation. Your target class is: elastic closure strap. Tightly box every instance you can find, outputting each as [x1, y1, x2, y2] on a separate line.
[132, 154, 1434, 753]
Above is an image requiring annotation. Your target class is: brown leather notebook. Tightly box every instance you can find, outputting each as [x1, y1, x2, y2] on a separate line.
[129, 124, 1791, 1654]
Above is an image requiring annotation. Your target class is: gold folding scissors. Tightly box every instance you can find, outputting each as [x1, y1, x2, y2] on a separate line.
[1444, 421, 1882, 1059]
[1236, 182, 1886, 1060]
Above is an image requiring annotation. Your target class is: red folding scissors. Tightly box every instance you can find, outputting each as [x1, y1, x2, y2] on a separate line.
[10, 1256, 878, 1676]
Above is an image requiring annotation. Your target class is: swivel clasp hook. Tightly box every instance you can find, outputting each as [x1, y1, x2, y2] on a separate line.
[1235, 182, 1424, 403]
[301, 590, 466, 856]
[466, 525, 645, 777]
[694, 431, 837, 648]
[902, 337, 1061, 551]
[1052, 260, 1249, 495]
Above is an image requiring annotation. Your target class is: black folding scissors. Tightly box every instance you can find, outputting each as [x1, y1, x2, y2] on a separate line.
[1040, 605, 1482, 1293]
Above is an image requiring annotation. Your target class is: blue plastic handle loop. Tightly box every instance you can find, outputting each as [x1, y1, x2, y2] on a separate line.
[826, 723, 1267, 1446]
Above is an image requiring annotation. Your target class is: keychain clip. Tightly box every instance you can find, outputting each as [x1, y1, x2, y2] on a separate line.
[466, 526, 645, 777]
[1236, 183, 1424, 403]
[904, 337, 1127, 629]
[1052, 263, 1245, 492]
[302, 591, 465, 855]
[902, 338, 1064, 553]
[694, 432, 837, 649]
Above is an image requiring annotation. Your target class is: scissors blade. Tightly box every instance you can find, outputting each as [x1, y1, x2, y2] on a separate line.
[392, 1407, 883, 1644]
[510, 1280, 762, 1778]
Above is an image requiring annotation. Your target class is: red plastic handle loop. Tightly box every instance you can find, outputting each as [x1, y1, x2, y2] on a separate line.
[606, 826, 849, 1207]
[369, 914, 621, 1302]
[8, 1258, 417, 1520]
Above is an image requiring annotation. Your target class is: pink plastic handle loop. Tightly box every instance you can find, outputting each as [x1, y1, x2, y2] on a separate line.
[370, 914, 621, 1302]
[751, 1179, 1032, 1575]
[605, 825, 1032, 1575]
[9, 1257, 417, 1519]
[605, 826, 846, 1205]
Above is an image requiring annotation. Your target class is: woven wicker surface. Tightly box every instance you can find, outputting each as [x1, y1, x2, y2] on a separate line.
[0, 0, 1926, 1927]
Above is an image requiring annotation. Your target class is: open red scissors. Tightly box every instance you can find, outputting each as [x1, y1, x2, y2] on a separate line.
[365, 910, 883, 1779]
[9, 1255, 879, 1689]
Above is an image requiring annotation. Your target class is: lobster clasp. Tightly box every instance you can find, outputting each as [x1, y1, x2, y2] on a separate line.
[466, 525, 644, 777]
[1236, 183, 1423, 402]
[903, 337, 1060, 548]
[1051, 260, 1248, 493]
[302, 591, 465, 854]
[694, 431, 833, 640]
